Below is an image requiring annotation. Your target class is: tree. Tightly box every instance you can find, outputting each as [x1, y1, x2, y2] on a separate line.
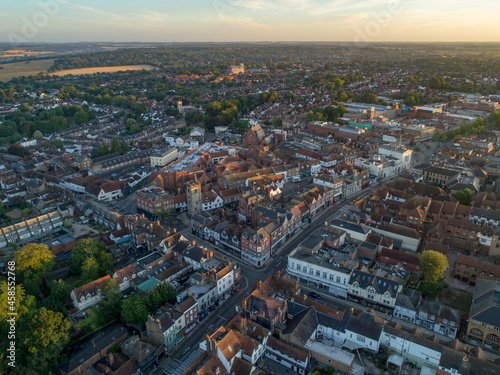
[432, 131, 447, 143]
[81, 255, 101, 284]
[7, 144, 28, 157]
[0, 281, 36, 321]
[69, 238, 112, 276]
[14, 243, 54, 284]
[419, 250, 448, 287]
[33, 130, 43, 139]
[453, 188, 473, 206]
[120, 140, 130, 153]
[110, 135, 122, 154]
[98, 278, 122, 324]
[18, 103, 31, 113]
[18, 307, 70, 370]
[156, 282, 176, 304]
[43, 279, 70, 314]
[121, 294, 149, 326]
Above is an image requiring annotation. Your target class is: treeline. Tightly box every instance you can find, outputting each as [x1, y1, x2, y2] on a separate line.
[0, 104, 96, 145]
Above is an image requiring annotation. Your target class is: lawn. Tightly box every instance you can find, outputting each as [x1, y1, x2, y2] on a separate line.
[0, 59, 54, 82]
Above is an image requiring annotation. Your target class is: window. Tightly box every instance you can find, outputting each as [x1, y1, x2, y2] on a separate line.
[316, 270, 320, 277]
[329, 274, 334, 281]
[336, 276, 341, 283]
[323, 272, 327, 279]
[357, 335, 365, 343]
[309, 268, 313, 275]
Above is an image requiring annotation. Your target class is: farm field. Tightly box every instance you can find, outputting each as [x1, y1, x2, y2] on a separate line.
[0, 59, 55, 82]
[50, 65, 157, 76]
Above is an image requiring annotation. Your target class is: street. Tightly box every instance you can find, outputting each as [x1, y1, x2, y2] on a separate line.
[154, 186, 376, 373]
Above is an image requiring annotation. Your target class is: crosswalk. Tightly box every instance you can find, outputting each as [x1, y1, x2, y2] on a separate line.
[164, 348, 204, 375]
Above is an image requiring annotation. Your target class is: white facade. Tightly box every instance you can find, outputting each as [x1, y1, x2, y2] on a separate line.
[98, 188, 123, 202]
[150, 147, 178, 167]
[287, 250, 350, 298]
[345, 328, 380, 351]
[380, 330, 441, 369]
[202, 195, 223, 212]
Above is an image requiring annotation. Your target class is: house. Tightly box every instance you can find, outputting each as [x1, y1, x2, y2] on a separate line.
[393, 289, 422, 323]
[453, 254, 500, 286]
[71, 275, 111, 310]
[348, 267, 404, 312]
[344, 311, 384, 352]
[415, 298, 461, 338]
[98, 181, 123, 202]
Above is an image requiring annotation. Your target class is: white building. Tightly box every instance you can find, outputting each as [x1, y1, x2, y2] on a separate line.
[287, 248, 351, 298]
[150, 147, 178, 167]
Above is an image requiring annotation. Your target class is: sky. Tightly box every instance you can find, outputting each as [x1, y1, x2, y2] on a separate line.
[1, 0, 499, 44]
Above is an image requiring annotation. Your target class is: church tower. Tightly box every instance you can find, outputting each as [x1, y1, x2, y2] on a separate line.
[186, 180, 202, 217]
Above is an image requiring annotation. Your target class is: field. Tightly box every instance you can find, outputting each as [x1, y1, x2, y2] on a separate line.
[0, 59, 54, 82]
[50, 65, 157, 76]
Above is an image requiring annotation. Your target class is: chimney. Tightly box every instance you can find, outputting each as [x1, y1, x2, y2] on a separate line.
[107, 352, 114, 366]
[276, 270, 281, 278]
[192, 239, 196, 246]
[92, 340, 95, 347]
[462, 355, 469, 368]
[174, 228, 177, 233]
[157, 220, 160, 225]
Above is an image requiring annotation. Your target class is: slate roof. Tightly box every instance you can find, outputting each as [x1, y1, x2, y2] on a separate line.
[469, 279, 500, 328]
[349, 268, 401, 298]
[345, 311, 383, 341]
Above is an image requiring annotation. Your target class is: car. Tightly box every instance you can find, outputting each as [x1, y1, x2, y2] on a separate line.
[309, 291, 321, 299]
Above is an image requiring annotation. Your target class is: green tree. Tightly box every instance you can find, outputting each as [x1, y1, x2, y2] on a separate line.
[419, 250, 449, 286]
[121, 294, 149, 326]
[432, 131, 447, 142]
[18, 307, 70, 370]
[156, 282, 176, 304]
[453, 188, 473, 206]
[81, 255, 101, 284]
[98, 278, 122, 324]
[18, 103, 31, 113]
[69, 238, 113, 276]
[120, 140, 130, 153]
[14, 243, 54, 284]
[33, 130, 43, 139]
[110, 135, 123, 154]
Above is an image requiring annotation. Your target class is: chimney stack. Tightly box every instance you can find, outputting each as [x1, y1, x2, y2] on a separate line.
[108, 352, 114, 366]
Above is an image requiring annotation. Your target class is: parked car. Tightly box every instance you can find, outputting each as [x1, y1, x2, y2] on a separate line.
[309, 291, 321, 299]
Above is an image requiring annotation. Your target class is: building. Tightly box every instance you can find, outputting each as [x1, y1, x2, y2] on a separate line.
[287, 248, 352, 298]
[453, 254, 500, 286]
[186, 180, 202, 218]
[423, 166, 460, 186]
[466, 279, 500, 354]
[347, 267, 404, 312]
[241, 227, 271, 267]
[150, 147, 178, 167]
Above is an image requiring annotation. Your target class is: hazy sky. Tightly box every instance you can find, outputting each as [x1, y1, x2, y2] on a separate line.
[2, 0, 499, 43]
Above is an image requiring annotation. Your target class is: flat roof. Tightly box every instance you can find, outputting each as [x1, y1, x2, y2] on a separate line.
[305, 338, 354, 366]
